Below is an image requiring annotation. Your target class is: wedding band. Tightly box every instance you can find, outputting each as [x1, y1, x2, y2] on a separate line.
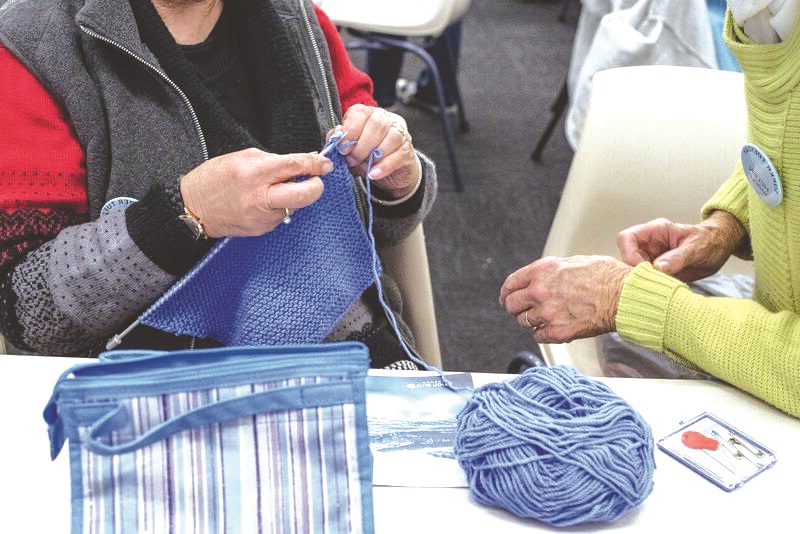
[390, 122, 409, 143]
[282, 207, 291, 225]
[524, 309, 533, 329]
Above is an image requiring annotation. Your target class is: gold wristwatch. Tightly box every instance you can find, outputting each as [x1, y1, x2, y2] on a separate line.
[178, 205, 208, 240]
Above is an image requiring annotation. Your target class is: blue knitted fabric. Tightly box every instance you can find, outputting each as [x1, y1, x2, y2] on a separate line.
[139, 138, 378, 345]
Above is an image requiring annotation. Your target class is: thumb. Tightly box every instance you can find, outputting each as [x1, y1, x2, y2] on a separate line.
[653, 247, 690, 274]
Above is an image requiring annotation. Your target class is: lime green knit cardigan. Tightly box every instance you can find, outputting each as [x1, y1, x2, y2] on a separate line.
[615, 12, 800, 417]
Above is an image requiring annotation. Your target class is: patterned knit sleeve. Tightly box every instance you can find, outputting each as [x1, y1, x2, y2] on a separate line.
[0, 46, 204, 355]
[616, 262, 800, 417]
[0, 45, 92, 352]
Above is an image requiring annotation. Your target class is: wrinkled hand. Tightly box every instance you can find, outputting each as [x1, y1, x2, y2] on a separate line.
[335, 104, 421, 199]
[499, 255, 632, 343]
[180, 148, 332, 238]
[617, 211, 745, 282]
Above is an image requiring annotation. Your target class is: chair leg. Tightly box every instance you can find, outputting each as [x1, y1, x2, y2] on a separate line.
[441, 32, 470, 134]
[531, 77, 569, 162]
[347, 34, 464, 192]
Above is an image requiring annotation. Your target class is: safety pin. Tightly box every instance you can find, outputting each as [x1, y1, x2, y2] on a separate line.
[710, 430, 743, 459]
[728, 436, 764, 458]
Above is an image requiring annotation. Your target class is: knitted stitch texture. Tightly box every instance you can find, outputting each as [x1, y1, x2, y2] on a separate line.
[616, 9, 800, 418]
[139, 142, 377, 345]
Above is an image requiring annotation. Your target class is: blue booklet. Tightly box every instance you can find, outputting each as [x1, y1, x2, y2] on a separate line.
[366, 372, 474, 487]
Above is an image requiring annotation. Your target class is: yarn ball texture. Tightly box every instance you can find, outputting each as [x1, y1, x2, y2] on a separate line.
[454, 365, 655, 527]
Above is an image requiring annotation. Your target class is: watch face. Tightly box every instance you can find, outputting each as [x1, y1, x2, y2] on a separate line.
[179, 210, 206, 239]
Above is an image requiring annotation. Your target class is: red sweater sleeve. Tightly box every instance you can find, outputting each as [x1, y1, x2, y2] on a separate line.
[0, 46, 87, 213]
[314, 6, 377, 111]
[0, 45, 88, 270]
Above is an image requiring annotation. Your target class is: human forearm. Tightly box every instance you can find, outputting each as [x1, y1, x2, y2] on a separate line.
[701, 162, 752, 259]
[617, 263, 800, 417]
[0, 187, 208, 355]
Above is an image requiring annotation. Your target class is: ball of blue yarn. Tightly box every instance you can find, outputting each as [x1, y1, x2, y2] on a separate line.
[454, 365, 655, 527]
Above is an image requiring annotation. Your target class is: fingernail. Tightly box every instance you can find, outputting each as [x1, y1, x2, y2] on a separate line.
[322, 160, 334, 174]
[654, 260, 668, 271]
[368, 168, 383, 180]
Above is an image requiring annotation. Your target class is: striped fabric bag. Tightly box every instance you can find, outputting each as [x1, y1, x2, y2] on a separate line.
[44, 342, 373, 534]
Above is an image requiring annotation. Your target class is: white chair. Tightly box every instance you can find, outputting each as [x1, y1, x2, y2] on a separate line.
[382, 225, 443, 368]
[540, 65, 753, 376]
[318, 0, 470, 191]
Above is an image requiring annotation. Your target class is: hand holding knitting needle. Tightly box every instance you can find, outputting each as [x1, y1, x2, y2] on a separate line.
[180, 149, 332, 238]
[333, 104, 422, 200]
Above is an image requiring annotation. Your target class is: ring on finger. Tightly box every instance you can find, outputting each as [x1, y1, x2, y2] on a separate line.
[282, 207, 292, 225]
[523, 309, 533, 329]
[390, 122, 409, 144]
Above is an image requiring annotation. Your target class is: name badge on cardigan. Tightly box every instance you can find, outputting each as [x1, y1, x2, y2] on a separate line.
[742, 144, 783, 207]
[100, 196, 138, 216]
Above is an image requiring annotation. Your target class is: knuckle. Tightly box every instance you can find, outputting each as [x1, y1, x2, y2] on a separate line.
[284, 156, 305, 176]
[536, 256, 558, 271]
[242, 147, 263, 158]
[366, 109, 387, 129]
[345, 104, 370, 123]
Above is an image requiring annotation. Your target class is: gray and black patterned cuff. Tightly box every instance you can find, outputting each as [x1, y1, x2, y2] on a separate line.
[126, 182, 214, 276]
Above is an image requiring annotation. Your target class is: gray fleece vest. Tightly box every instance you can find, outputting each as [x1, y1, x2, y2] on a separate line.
[0, 0, 341, 219]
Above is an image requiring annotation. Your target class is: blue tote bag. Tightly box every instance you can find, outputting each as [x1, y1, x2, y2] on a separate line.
[44, 342, 374, 534]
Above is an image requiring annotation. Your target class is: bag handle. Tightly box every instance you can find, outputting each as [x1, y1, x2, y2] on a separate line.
[85, 380, 358, 456]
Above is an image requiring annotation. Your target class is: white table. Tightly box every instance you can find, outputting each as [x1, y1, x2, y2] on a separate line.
[2, 355, 798, 533]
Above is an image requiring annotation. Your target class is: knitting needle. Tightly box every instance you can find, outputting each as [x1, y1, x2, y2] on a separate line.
[320, 130, 350, 157]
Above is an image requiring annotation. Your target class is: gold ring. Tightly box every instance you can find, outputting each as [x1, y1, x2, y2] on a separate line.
[524, 309, 533, 329]
[282, 207, 291, 225]
[390, 122, 409, 143]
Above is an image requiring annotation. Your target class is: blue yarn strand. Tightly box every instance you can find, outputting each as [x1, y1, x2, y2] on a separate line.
[454, 366, 655, 527]
[360, 149, 468, 393]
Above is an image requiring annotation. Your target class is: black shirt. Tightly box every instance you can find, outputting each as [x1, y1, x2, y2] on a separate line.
[181, 9, 264, 142]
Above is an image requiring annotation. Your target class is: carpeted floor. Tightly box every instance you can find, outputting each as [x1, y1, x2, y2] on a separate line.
[348, 0, 580, 372]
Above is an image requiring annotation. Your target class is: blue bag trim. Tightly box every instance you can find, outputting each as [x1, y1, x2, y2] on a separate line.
[84, 381, 359, 455]
[45, 342, 369, 458]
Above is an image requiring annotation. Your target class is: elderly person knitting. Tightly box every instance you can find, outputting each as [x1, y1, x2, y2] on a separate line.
[500, 1, 800, 417]
[0, 0, 435, 369]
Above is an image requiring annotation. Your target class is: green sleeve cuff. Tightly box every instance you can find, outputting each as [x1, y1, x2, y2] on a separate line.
[700, 162, 749, 224]
[700, 162, 752, 258]
[615, 262, 687, 352]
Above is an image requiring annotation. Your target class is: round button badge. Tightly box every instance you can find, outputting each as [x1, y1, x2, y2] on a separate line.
[741, 143, 783, 207]
[100, 196, 138, 217]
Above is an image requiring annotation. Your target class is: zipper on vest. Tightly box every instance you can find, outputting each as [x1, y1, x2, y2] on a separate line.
[298, 0, 337, 128]
[297, 1, 369, 223]
[81, 25, 206, 352]
[79, 25, 209, 161]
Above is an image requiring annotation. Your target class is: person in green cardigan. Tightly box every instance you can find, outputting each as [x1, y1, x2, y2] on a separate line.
[500, 6, 800, 418]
